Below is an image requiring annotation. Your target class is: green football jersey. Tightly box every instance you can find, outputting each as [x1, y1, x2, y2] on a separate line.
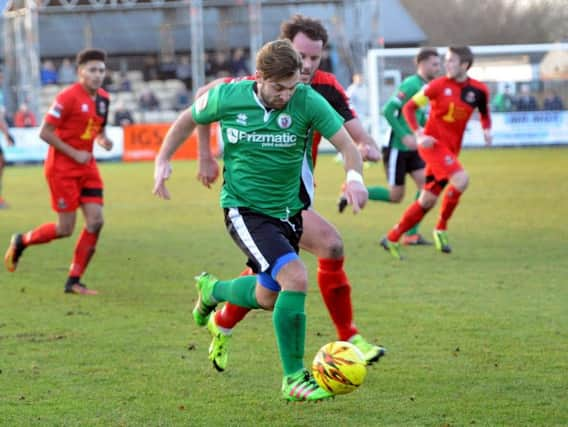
[382, 74, 427, 151]
[192, 79, 344, 219]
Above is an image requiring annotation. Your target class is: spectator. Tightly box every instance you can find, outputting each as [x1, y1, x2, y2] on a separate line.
[116, 71, 132, 92]
[346, 73, 369, 123]
[138, 88, 160, 111]
[57, 58, 76, 84]
[158, 54, 177, 80]
[40, 60, 58, 85]
[491, 84, 514, 112]
[319, 47, 333, 72]
[112, 100, 135, 126]
[172, 87, 190, 111]
[210, 51, 231, 78]
[542, 90, 564, 111]
[102, 71, 115, 92]
[175, 55, 192, 90]
[142, 55, 159, 81]
[230, 48, 250, 77]
[515, 83, 538, 111]
[13, 103, 37, 128]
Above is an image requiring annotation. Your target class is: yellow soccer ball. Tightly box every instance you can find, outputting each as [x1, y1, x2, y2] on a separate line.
[312, 341, 367, 395]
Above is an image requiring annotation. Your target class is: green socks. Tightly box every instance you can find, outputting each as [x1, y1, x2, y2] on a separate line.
[273, 291, 306, 376]
[212, 275, 260, 309]
[367, 186, 391, 202]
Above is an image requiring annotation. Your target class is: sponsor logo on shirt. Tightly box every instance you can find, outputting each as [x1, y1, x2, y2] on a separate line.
[226, 127, 297, 146]
[444, 88, 452, 96]
[48, 102, 63, 119]
[277, 113, 292, 129]
[236, 113, 248, 126]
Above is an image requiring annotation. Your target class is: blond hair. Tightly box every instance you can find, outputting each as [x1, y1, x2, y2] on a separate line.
[256, 39, 301, 81]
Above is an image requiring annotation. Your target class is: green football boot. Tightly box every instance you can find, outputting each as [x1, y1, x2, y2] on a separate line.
[281, 369, 334, 402]
[192, 272, 219, 326]
[207, 313, 231, 372]
[350, 334, 387, 365]
[380, 236, 404, 260]
[433, 229, 452, 253]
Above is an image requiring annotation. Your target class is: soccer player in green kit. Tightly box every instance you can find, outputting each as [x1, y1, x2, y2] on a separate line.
[153, 40, 368, 402]
[340, 48, 441, 245]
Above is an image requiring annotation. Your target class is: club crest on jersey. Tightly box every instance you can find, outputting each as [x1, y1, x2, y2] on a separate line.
[98, 101, 107, 114]
[444, 155, 454, 165]
[81, 103, 89, 112]
[236, 113, 248, 126]
[465, 91, 476, 103]
[277, 113, 292, 129]
[444, 88, 452, 96]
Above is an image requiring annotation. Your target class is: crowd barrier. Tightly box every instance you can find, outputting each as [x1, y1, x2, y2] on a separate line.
[0, 123, 219, 163]
[1, 113, 566, 163]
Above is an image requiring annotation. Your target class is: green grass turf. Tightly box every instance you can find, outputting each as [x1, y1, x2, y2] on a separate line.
[1, 147, 567, 426]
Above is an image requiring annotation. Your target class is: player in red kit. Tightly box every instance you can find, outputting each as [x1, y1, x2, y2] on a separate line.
[195, 15, 386, 372]
[381, 46, 492, 260]
[4, 48, 113, 294]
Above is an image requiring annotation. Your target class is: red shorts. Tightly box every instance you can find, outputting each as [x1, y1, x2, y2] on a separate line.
[46, 166, 104, 212]
[418, 143, 463, 196]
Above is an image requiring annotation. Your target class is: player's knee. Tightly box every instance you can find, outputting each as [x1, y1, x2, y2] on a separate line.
[452, 172, 469, 191]
[57, 224, 74, 237]
[323, 234, 344, 259]
[87, 218, 104, 234]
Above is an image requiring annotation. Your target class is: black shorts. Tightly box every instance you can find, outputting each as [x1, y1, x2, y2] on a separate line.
[382, 146, 425, 186]
[224, 207, 303, 277]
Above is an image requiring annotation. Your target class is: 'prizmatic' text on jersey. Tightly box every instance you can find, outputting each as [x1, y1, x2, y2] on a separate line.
[192, 79, 344, 219]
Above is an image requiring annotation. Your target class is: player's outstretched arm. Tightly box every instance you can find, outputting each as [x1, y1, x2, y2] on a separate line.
[344, 118, 381, 162]
[95, 132, 113, 151]
[153, 108, 198, 199]
[196, 124, 219, 189]
[329, 127, 368, 214]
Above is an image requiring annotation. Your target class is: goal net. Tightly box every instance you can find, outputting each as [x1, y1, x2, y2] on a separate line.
[366, 43, 568, 148]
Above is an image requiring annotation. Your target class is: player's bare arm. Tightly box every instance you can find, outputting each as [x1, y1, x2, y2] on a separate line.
[94, 132, 113, 151]
[194, 77, 226, 100]
[196, 124, 219, 189]
[328, 126, 368, 214]
[343, 118, 381, 162]
[153, 108, 199, 199]
[39, 121, 92, 164]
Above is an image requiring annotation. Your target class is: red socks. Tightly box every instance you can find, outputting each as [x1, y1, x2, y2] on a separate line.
[23, 223, 59, 246]
[387, 201, 428, 242]
[317, 257, 357, 341]
[69, 228, 99, 278]
[436, 185, 463, 230]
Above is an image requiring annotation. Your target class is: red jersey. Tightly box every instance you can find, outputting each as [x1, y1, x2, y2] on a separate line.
[310, 70, 356, 164]
[404, 76, 491, 153]
[44, 83, 110, 174]
[224, 70, 355, 166]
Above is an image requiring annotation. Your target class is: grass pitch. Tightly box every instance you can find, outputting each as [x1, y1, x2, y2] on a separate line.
[1, 147, 567, 426]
